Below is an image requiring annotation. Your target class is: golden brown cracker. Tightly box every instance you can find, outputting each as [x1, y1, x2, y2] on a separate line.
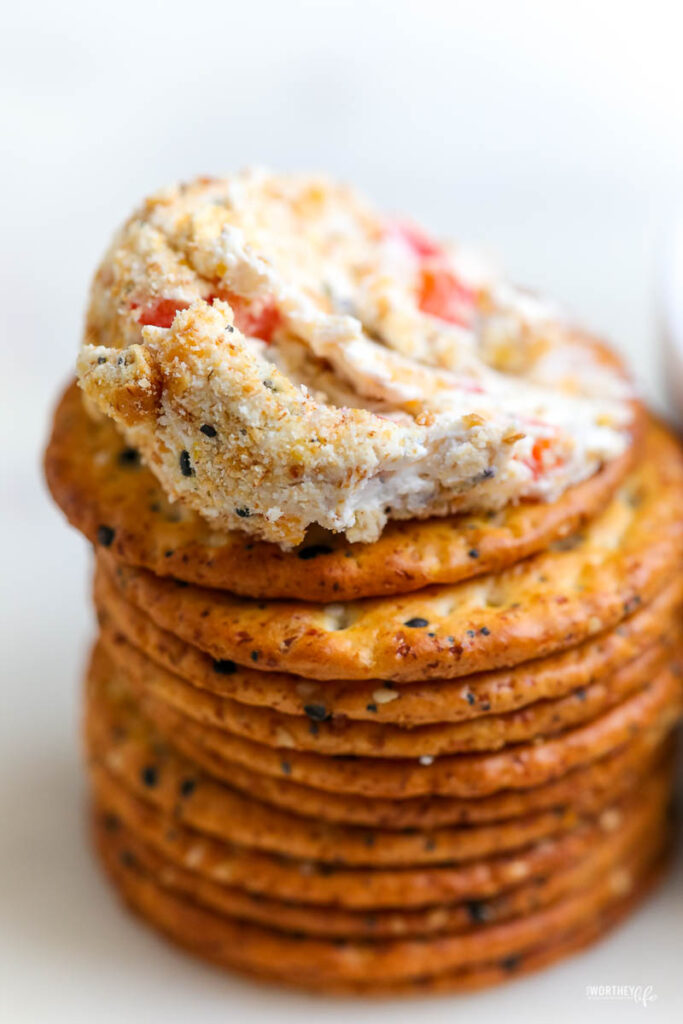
[46, 380, 638, 601]
[92, 800, 665, 940]
[94, 564, 683, 724]
[87, 747, 671, 910]
[98, 421, 683, 681]
[88, 671, 664, 869]
[94, 645, 680, 799]
[99, 620, 673, 758]
[91, 796, 667, 987]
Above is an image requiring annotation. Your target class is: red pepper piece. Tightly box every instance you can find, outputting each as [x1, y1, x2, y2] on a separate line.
[417, 266, 476, 327]
[132, 298, 190, 328]
[208, 292, 281, 342]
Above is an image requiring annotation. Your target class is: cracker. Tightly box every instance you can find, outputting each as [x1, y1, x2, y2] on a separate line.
[88, 670, 666, 869]
[94, 817, 666, 994]
[98, 421, 683, 681]
[92, 800, 664, 939]
[95, 563, 683, 724]
[45, 381, 637, 600]
[89, 758, 668, 910]
[99, 620, 673, 758]
[146, 719, 672, 829]
[94, 644, 681, 799]
[90, 792, 667, 986]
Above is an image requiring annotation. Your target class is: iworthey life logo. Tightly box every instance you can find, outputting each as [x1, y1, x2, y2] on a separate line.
[585, 983, 658, 1007]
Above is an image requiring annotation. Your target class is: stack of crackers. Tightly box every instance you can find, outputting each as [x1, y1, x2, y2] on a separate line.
[46, 382, 682, 994]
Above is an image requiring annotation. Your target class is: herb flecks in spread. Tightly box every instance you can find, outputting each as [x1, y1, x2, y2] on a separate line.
[77, 170, 634, 547]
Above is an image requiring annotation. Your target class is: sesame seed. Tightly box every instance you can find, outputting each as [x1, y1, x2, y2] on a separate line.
[303, 703, 330, 722]
[179, 450, 195, 477]
[372, 687, 399, 705]
[141, 765, 158, 787]
[96, 524, 115, 547]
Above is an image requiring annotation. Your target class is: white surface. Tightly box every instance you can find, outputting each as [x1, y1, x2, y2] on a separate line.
[1, 2, 682, 1022]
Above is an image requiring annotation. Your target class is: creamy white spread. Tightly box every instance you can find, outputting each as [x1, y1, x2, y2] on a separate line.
[76, 169, 635, 547]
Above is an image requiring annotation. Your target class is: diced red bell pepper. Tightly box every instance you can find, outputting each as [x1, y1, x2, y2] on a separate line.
[132, 298, 190, 328]
[525, 437, 564, 479]
[132, 293, 281, 342]
[417, 266, 476, 327]
[390, 220, 444, 260]
[208, 291, 281, 342]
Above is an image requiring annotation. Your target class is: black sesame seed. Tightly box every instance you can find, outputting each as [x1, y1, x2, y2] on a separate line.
[468, 548, 480, 559]
[97, 355, 107, 364]
[303, 703, 330, 722]
[263, 379, 276, 390]
[250, 650, 260, 662]
[179, 450, 195, 477]
[575, 687, 587, 701]
[366, 703, 378, 713]
[96, 524, 115, 547]
[164, 549, 174, 558]
[118, 447, 140, 467]
[200, 424, 217, 438]
[480, 701, 491, 711]
[309, 722, 320, 737]
[500, 954, 521, 972]
[480, 626, 491, 636]
[141, 765, 158, 788]
[466, 900, 491, 924]
[464, 690, 476, 706]
[212, 659, 237, 675]
[226, 324, 235, 332]
[466, 629, 476, 638]
[235, 507, 251, 518]
[280, 760, 292, 775]
[179, 778, 196, 798]
[297, 544, 333, 560]
[404, 617, 429, 628]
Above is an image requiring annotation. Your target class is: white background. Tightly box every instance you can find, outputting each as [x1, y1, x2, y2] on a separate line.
[1, 2, 681, 1022]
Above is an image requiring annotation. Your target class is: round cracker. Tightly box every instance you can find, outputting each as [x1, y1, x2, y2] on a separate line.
[95, 644, 680, 799]
[91, 797, 666, 986]
[94, 564, 683, 724]
[88, 673, 662, 869]
[94, 813, 665, 994]
[145, 718, 673, 828]
[99, 421, 683, 681]
[89, 758, 668, 910]
[99, 621, 672, 758]
[45, 380, 638, 601]
[92, 801, 663, 939]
